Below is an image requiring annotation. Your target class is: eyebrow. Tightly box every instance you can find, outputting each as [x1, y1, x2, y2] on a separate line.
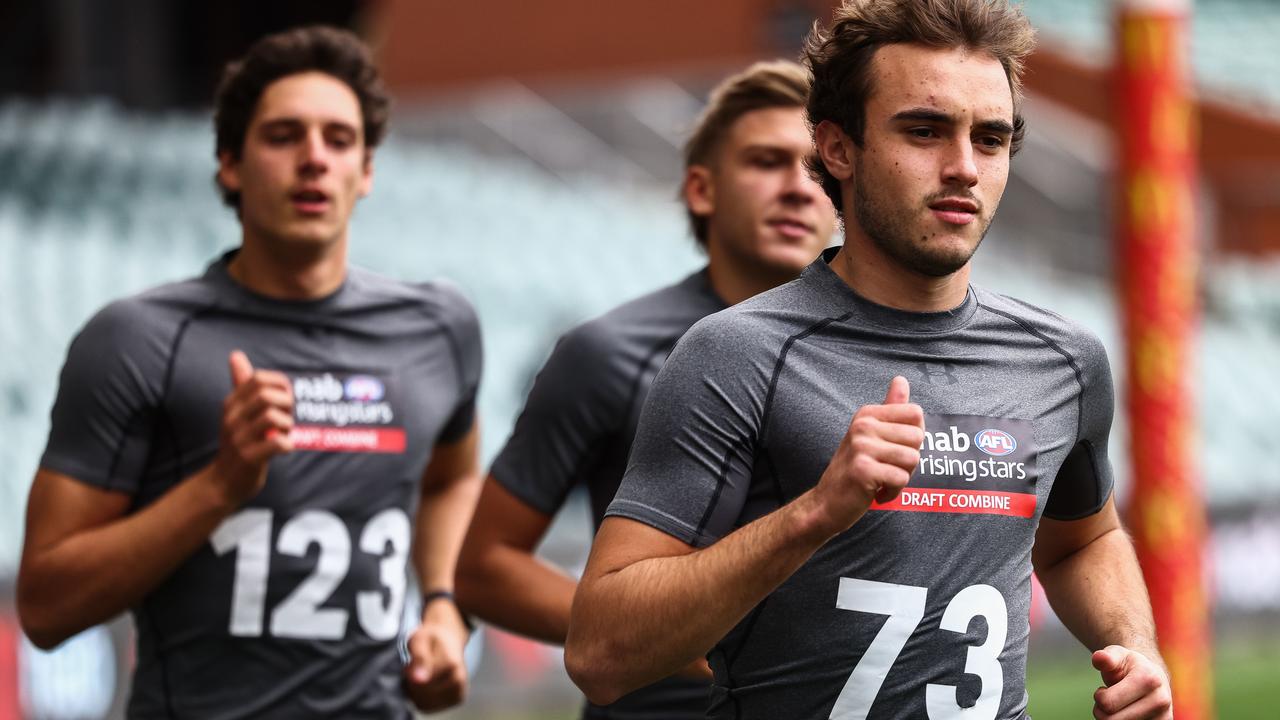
[738, 141, 805, 153]
[890, 108, 1015, 136]
[258, 117, 359, 133]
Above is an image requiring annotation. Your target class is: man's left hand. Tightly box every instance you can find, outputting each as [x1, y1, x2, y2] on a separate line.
[404, 601, 470, 713]
[1091, 645, 1173, 719]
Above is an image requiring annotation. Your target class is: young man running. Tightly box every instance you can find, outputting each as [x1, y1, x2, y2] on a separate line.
[18, 26, 481, 718]
[567, 2, 1173, 719]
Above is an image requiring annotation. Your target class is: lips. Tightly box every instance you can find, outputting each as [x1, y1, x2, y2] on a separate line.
[290, 188, 330, 215]
[928, 198, 979, 214]
[767, 217, 815, 239]
[928, 197, 980, 226]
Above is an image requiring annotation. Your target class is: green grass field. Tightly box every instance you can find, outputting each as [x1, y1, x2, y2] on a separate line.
[1027, 638, 1280, 719]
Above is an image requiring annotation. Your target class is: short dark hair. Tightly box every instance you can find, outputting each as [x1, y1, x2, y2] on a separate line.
[213, 25, 391, 209]
[804, 0, 1036, 211]
[683, 60, 811, 246]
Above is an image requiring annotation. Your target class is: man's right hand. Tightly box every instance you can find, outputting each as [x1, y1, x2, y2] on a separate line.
[808, 375, 925, 536]
[208, 350, 294, 506]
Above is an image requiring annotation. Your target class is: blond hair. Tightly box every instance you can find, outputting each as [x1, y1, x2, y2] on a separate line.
[683, 60, 811, 246]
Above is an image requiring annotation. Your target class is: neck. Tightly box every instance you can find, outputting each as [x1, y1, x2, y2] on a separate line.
[830, 224, 971, 313]
[228, 230, 348, 300]
[705, 241, 802, 307]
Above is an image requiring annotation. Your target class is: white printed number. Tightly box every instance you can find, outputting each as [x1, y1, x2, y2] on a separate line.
[831, 578, 1008, 720]
[210, 508, 411, 640]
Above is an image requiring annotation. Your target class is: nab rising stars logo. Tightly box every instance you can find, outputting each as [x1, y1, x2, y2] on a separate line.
[974, 428, 1017, 456]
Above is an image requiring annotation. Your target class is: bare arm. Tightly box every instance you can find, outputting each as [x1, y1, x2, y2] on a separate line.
[17, 351, 293, 649]
[567, 497, 837, 704]
[566, 377, 924, 704]
[1034, 497, 1158, 656]
[455, 479, 575, 644]
[403, 421, 484, 713]
[1033, 496, 1172, 719]
[413, 421, 483, 596]
[457, 478, 712, 683]
[19, 468, 239, 648]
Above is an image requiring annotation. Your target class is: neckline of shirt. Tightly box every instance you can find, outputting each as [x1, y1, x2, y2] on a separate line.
[804, 246, 978, 335]
[206, 248, 353, 311]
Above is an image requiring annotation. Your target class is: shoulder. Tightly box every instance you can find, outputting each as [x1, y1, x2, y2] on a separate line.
[661, 295, 800, 387]
[348, 267, 479, 326]
[598, 272, 717, 326]
[973, 287, 1111, 370]
[549, 274, 711, 371]
[683, 279, 816, 353]
[75, 274, 218, 353]
[538, 302, 652, 398]
[57, 275, 218, 402]
[346, 268, 481, 355]
[421, 277, 481, 340]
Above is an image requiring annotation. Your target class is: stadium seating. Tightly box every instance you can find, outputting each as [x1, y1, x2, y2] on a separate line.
[1024, 0, 1280, 115]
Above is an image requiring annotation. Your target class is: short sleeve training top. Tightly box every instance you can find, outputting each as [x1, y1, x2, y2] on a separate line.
[41, 251, 482, 719]
[607, 248, 1114, 720]
[489, 269, 725, 719]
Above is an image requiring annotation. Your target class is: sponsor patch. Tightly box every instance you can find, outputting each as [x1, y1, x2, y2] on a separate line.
[286, 370, 403, 454]
[872, 413, 1038, 518]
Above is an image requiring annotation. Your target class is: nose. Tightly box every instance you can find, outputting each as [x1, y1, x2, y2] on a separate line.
[298, 129, 329, 176]
[941, 139, 978, 188]
[781, 158, 820, 204]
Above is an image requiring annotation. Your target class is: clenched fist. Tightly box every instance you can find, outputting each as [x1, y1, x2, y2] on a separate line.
[208, 350, 294, 507]
[1091, 645, 1173, 720]
[810, 375, 925, 536]
[404, 597, 471, 712]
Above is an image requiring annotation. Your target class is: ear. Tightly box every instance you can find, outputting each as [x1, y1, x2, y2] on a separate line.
[216, 150, 242, 195]
[359, 150, 374, 198]
[813, 120, 855, 182]
[683, 164, 714, 218]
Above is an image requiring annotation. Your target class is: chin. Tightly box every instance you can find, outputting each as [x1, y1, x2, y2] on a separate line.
[773, 236, 826, 262]
[275, 221, 343, 247]
[903, 246, 977, 278]
[754, 245, 818, 278]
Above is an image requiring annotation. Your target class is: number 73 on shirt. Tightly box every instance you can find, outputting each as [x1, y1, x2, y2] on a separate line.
[831, 577, 1008, 720]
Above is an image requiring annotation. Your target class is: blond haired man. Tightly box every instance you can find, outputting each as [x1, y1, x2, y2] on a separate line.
[457, 60, 835, 719]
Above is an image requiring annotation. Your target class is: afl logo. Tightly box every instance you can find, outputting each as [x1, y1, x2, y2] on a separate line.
[344, 375, 385, 402]
[974, 429, 1017, 456]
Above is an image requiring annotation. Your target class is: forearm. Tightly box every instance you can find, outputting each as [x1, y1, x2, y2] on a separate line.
[1037, 526, 1162, 662]
[18, 468, 234, 648]
[456, 545, 576, 644]
[566, 491, 835, 703]
[414, 471, 483, 593]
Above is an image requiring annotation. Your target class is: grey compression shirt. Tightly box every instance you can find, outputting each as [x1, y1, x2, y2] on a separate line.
[608, 247, 1114, 720]
[41, 251, 482, 719]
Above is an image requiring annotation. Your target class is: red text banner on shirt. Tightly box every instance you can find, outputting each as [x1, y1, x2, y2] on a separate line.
[290, 425, 407, 453]
[872, 488, 1036, 518]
